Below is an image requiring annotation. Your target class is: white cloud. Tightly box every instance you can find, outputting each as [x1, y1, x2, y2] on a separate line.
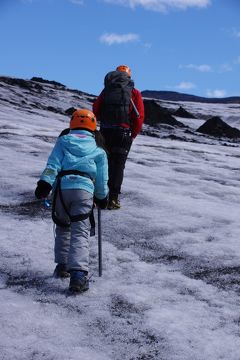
[234, 56, 240, 64]
[22, 0, 85, 4]
[143, 42, 152, 49]
[175, 81, 196, 90]
[232, 29, 240, 38]
[207, 89, 226, 98]
[179, 63, 212, 72]
[100, 32, 139, 45]
[103, 0, 211, 12]
[219, 63, 233, 72]
[69, 0, 84, 4]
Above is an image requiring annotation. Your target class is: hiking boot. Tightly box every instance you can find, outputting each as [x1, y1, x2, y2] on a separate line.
[53, 263, 70, 278]
[69, 270, 89, 293]
[107, 198, 121, 210]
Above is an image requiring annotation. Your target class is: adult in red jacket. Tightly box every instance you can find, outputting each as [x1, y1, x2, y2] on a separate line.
[93, 65, 144, 209]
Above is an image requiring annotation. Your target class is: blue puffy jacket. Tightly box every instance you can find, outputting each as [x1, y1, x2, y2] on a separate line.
[40, 130, 108, 199]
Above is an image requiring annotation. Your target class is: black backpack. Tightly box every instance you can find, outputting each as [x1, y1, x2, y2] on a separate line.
[100, 71, 134, 126]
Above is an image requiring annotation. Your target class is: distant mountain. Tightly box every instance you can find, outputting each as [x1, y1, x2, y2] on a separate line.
[0, 75, 95, 116]
[142, 90, 240, 104]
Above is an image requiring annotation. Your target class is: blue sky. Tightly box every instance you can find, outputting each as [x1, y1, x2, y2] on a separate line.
[0, 0, 239, 97]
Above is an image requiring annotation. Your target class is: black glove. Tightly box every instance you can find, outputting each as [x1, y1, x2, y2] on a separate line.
[94, 195, 108, 209]
[35, 180, 52, 199]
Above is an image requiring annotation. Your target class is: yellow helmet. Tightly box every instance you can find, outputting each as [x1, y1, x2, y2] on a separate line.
[70, 109, 97, 131]
[116, 65, 131, 77]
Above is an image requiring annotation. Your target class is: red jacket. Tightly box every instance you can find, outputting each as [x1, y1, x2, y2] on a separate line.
[93, 88, 145, 139]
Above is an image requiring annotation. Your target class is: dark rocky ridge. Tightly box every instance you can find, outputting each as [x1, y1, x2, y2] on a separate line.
[174, 106, 196, 119]
[0, 76, 43, 92]
[0, 75, 90, 97]
[144, 99, 185, 127]
[31, 77, 66, 88]
[0, 75, 95, 116]
[1, 74, 239, 142]
[197, 116, 240, 139]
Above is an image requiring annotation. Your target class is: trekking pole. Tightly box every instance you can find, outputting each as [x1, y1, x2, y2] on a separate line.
[97, 207, 102, 277]
[130, 99, 140, 118]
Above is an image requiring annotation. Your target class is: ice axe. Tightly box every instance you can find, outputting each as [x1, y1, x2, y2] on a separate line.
[97, 207, 102, 277]
[130, 99, 140, 118]
[89, 205, 103, 277]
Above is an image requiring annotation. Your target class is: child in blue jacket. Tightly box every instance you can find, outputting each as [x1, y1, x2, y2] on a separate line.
[35, 109, 108, 293]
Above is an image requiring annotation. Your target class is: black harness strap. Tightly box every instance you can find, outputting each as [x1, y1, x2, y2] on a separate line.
[89, 210, 96, 237]
[52, 170, 95, 236]
[57, 169, 94, 182]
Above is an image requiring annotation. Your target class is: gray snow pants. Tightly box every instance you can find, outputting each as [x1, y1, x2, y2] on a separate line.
[54, 189, 93, 273]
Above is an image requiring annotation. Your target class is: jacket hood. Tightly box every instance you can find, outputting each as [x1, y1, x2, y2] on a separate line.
[61, 130, 97, 157]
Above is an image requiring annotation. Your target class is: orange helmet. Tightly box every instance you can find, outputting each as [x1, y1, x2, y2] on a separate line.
[70, 109, 97, 131]
[116, 65, 131, 77]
